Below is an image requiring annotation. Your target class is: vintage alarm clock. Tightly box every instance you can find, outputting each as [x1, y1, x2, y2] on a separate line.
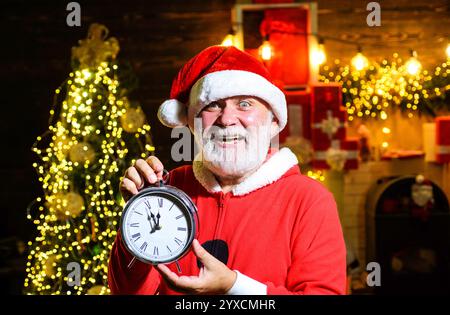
[120, 174, 199, 267]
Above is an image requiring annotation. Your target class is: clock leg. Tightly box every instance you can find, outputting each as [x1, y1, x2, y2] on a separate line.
[175, 261, 182, 274]
[127, 257, 137, 269]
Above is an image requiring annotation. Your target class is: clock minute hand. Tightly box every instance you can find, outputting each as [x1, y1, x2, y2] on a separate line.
[156, 211, 161, 230]
[150, 211, 158, 229]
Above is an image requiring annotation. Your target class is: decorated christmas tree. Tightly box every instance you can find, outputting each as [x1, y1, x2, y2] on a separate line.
[24, 23, 155, 295]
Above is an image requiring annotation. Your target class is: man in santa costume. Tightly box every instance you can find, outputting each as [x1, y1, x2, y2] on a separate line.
[108, 45, 346, 295]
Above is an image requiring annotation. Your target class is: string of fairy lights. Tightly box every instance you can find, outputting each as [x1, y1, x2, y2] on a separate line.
[221, 31, 450, 121]
[25, 60, 154, 295]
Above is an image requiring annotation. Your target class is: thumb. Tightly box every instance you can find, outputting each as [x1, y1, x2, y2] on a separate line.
[192, 239, 215, 267]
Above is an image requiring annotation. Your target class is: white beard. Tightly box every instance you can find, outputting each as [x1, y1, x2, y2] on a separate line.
[194, 116, 273, 178]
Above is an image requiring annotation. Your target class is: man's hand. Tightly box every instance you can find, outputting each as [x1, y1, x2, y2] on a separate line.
[119, 156, 164, 202]
[155, 239, 237, 295]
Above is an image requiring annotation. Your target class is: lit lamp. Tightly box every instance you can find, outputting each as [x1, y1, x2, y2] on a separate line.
[221, 28, 236, 47]
[405, 49, 422, 75]
[311, 38, 326, 67]
[258, 35, 273, 61]
[351, 46, 369, 71]
[446, 43, 450, 59]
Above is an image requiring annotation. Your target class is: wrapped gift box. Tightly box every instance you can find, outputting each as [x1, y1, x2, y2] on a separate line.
[312, 138, 359, 170]
[436, 116, 450, 164]
[279, 90, 311, 143]
[423, 122, 437, 162]
[311, 107, 347, 150]
[311, 83, 343, 112]
[341, 138, 359, 170]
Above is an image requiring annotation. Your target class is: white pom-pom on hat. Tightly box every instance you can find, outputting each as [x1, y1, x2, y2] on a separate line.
[157, 99, 188, 128]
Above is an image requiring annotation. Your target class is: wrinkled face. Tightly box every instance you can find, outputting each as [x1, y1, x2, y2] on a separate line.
[190, 96, 279, 179]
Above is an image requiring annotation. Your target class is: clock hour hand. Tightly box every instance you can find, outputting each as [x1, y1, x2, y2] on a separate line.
[146, 209, 156, 233]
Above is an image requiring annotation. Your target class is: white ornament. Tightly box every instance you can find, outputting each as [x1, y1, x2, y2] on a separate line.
[326, 147, 348, 171]
[412, 176, 433, 207]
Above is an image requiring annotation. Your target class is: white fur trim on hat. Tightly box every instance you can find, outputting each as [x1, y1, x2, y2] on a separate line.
[188, 70, 287, 131]
[157, 99, 188, 128]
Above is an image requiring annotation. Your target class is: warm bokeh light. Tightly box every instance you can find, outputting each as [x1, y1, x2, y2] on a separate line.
[405, 51, 422, 75]
[259, 38, 273, 61]
[320, 51, 449, 121]
[221, 33, 235, 47]
[351, 52, 369, 71]
[311, 43, 326, 67]
[306, 170, 326, 182]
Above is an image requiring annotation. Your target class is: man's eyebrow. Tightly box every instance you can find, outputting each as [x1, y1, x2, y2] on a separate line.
[236, 96, 254, 102]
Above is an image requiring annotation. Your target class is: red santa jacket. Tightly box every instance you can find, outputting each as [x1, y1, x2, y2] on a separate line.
[108, 148, 347, 295]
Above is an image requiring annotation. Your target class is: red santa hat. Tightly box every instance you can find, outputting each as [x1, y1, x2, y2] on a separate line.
[157, 45, 287, 132]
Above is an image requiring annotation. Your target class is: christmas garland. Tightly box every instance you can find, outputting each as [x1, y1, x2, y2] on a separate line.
[320, 55, 450, 120]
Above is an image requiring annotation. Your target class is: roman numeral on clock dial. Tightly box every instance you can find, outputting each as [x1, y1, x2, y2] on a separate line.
[132, 233, 141, 241]
[140, 242, 148, 252]
[174, 237, 182, 246]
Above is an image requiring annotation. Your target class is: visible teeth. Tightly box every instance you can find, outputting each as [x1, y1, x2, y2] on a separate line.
[221, 136, 242, 142]
[211, 134, 244, 142]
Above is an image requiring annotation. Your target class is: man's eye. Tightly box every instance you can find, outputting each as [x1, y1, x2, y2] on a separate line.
[238, 101, 251, 108]
[205, 102, 221, 110]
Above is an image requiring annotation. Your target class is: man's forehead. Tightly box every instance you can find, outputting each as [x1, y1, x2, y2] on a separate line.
[212, 95, 270, 106]
[216, 95, 256, 102]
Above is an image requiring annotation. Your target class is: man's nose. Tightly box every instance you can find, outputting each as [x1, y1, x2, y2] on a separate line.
[215, 104, 238, 127]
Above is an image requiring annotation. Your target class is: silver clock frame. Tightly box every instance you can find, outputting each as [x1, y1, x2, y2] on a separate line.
[120, 185, 199, 265]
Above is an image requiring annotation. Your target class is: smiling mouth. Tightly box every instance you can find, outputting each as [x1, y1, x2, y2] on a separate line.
[211, 134, 245, 143]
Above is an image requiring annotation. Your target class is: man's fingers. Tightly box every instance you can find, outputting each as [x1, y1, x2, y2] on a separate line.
[124, 166, 144, 189]
[155, 264, 179, 284]
[119, 178, 138, 202]
[121, 177, 139, 194]
[135, 159, 158, 184]
[192, 239, 215, 267]
[155, 264, 202, 292]
[146, 156, 164, 180]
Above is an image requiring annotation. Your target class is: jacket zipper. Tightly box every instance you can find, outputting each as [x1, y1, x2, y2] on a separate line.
[211, 193, 226, 257]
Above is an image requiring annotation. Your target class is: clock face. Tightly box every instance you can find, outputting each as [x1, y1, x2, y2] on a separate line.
[121, 186, 198, 264]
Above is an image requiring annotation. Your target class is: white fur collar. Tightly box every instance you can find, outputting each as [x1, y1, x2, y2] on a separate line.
[192, 147, 298, 196]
